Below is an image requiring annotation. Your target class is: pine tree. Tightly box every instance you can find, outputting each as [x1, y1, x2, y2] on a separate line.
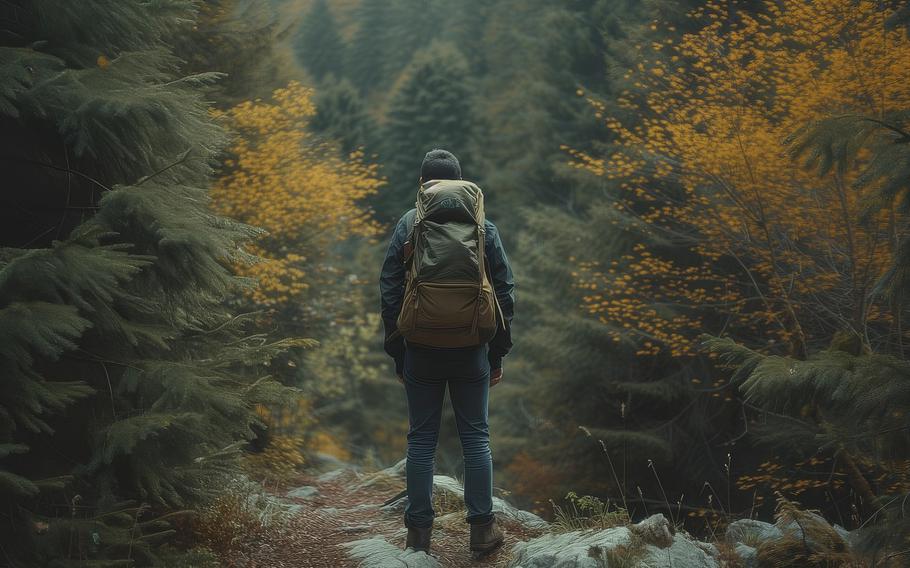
[311, 77, 377, 155]
[0, 1, 299, 565]
[175, 0, 289, 104]
[295, 0, 346, 83]
[704, 335, 910, 553]
[346, 0, 395, 93]
[378, 42, 474, 219]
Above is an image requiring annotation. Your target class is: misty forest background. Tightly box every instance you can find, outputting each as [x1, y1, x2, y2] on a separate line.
[3, 0, 910, 565]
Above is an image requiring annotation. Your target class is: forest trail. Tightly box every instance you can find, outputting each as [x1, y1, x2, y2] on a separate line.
[258, 464, 546, 568]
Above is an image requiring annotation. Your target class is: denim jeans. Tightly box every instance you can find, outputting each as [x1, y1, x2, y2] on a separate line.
[402, 344, 494, 528]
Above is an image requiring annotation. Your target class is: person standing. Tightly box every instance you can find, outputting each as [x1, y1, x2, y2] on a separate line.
[379, 149, 515, 557]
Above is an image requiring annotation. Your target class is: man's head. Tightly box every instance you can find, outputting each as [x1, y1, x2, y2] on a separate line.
[419, 149, 462, 182]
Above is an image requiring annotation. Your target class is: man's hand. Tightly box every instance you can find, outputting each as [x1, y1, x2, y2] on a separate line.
[397, 373, 404, 385]
[490, 368, 503, 387]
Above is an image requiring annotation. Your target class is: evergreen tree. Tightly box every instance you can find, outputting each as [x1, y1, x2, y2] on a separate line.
[295, 0, 346, 83]
[346, 0, 394, 93]
[176, 0, 290, 104]
[377, 42, 474, 219]
[311, 77, 377, 155]
[490, 0, 737, 517]
[0, 1, 299, 565]
[468, 0, 604, 223]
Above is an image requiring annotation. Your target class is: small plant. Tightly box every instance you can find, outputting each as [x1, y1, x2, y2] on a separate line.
[714, 541, 746, 568]
[190, 480, 290, 560]
[551, 491, 631, 532]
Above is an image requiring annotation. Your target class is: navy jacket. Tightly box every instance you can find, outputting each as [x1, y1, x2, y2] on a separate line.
[380, 208, 515, 374]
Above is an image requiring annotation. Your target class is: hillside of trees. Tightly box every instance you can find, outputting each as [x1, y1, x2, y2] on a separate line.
[2, 0, 910, 566]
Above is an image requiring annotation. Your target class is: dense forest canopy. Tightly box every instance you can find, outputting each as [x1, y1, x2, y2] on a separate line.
[2, 0, 910, 566]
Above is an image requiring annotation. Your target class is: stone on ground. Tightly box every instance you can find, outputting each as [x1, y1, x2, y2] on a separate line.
[630, 513, 674, 548]
[286, 485, 319, 499]
[725, 518, 783, 545]
[506, 526, 633, 568]
[639, 532, 719, 568]
[341, 537, 442, 568]
[735, 543, 758, 568]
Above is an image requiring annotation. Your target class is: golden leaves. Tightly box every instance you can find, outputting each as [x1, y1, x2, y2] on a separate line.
[570, 0, 910, 358]
[211, 81, 384, 308]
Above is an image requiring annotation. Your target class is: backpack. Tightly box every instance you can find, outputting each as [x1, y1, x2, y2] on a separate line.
[397, 179, 500, 348]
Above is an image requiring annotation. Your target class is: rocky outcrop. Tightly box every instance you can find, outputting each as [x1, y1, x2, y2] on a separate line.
[375, 459, 550, 531]
[507, 514, 719, 568]
[724, 512, 856, 567]
[291, 459, 861, 567]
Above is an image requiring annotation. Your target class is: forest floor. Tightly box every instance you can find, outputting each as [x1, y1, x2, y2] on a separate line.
[236, 467, 545, 568]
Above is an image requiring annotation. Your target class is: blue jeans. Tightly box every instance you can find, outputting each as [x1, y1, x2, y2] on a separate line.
[402, 344, 494, 528]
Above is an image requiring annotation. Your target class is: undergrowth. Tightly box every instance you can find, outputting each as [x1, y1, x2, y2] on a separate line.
[188, 477, 293, 562]
[551, 492, 631, 533]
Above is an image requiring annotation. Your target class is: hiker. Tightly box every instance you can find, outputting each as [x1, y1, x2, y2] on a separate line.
[380, 149, 515, 557]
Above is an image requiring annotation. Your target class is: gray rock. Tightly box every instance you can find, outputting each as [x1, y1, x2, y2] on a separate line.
[354, 459, 408, 491]
[341, 537, 441, 568]
[317, 468, 347, 483]
[725, 518, 783, 545]
[381, 496, 407, 514]
[640, 532, 719, 568]
[508, 521, 718, 568]
[383, 458, 408, 478]
[695, 540, 719, 558]
[382, 475, 547, 527]
[735, 543, 758, 568]
[286, 485, 319, 500]
[777, 511, 850, 549]
[507, 527, 633, 568]
[498, 505, 548, 530]
[283, 504, 304, 516]
[432, 475, 549, 530]
[631, 514, 674, 548]
[833, 524, 858, 549]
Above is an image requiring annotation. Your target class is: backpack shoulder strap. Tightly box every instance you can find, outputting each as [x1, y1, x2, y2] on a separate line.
[401, 208, 420, 268]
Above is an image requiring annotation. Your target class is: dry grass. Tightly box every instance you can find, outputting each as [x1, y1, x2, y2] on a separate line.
[550, 492, 631, 533]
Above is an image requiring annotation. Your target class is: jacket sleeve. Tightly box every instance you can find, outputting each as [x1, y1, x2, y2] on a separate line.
[380, 212, 412, 374]
[485, 220, 515, 370]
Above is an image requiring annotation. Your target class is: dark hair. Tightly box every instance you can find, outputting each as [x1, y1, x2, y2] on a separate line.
[420, 148, 462, 181]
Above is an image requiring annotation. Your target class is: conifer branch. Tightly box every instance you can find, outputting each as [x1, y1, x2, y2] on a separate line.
[135, 148, 192, 186]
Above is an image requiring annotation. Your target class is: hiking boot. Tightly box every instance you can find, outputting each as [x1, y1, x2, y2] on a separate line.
[470, 516, 504, 558]
[405, 524, 432, 553]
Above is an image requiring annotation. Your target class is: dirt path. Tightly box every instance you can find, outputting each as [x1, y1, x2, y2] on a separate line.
[248, 469, 544, 568]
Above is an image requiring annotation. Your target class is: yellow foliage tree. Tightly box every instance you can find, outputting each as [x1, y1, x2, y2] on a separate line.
[212, 81, 383, 315]
[570, 0, 910, 359]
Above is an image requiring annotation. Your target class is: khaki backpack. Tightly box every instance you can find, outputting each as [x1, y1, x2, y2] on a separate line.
[397, 179, 500, 348]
